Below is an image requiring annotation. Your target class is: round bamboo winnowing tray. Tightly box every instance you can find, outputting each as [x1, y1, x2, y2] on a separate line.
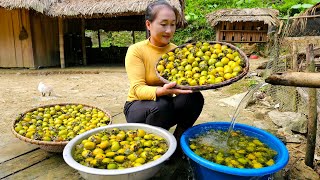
[12, 103, 112, 153]
[155, 41, 249, 91]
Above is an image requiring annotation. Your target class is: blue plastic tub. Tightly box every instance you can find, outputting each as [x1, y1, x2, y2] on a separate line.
[181, 122, 289, 180]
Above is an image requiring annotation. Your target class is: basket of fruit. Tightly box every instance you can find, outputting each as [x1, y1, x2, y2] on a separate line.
[155, 41, 249, 90]
[12, 103, 112, 153]
[63, 123, 177, 180]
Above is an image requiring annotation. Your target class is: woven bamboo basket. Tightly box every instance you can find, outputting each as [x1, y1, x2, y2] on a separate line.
[11, 103, 112, 153]
[155, 41, 249, 91]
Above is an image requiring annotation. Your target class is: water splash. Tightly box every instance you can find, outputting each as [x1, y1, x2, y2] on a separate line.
[227, 82, 269, 140]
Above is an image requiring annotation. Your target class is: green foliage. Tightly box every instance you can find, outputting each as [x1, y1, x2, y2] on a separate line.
[271, 0, 317, 16]
[172, 0, 218, 44]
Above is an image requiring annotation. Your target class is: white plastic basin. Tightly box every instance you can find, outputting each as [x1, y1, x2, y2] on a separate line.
[63, 123, 177, 180]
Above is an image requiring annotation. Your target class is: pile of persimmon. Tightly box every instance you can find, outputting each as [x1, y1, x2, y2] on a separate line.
[157, 41, 245, 86]
[73, 128, 169, 169]
[14, 104, 111, 141]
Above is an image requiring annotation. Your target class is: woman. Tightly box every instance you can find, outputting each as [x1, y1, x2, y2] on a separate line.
[124, 0, 204, 155]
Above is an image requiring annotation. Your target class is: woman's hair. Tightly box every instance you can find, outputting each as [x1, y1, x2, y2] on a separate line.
[145, 0, 180, 23]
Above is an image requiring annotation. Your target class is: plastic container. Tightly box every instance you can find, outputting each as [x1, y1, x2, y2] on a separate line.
[63, 123, 177, 180]
[181, 122, 289, 180]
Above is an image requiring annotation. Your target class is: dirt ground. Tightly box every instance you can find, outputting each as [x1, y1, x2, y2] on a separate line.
[0, 65, 260, 144]
[0, 59, 319, 178]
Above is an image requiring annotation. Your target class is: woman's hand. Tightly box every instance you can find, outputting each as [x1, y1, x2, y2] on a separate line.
[156, 82, 193, 97]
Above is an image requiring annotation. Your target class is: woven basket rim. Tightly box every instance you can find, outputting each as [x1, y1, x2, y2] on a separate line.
[155, 41, 250, 91]
[12, 103, 112, 146]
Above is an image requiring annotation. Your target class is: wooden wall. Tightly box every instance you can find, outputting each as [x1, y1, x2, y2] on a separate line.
[216, 21, 268, 43]
[0, 8, 34, 68]
[30, 11, 60, 68]
[0, 8, 60, 68]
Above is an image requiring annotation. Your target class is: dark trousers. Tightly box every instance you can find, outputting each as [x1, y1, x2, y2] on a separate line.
[123, 92, 204, 130]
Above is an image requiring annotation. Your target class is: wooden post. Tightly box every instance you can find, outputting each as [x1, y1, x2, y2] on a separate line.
[274, 33, 280, 65]
[58, 17, 65, 68]
[292, 41, 298, 71]
[216, 29, 220, 41]
[292, 41, 298, 111]
[98, 29, 101, 49]
[305, 44, 313, 69]
[293, 90, 298, 112]
[305, 44, 317, 168]
[81, 19, 87, 66]
[131, 31, 135, 44]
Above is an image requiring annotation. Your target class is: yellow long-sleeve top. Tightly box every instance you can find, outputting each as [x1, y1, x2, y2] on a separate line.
[125, 39, 176, 102]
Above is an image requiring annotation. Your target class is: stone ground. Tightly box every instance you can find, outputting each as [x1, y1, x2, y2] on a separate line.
[0, 58, 319, 179]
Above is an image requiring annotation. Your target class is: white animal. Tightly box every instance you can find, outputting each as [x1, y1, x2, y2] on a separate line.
[38, 82, 53, 96]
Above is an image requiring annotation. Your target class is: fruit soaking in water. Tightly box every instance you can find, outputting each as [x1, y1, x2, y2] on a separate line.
[188, 129, 277, 169]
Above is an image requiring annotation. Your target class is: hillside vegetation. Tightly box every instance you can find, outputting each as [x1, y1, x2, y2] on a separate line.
[88, 0, 320, 47]
[173, 0, 320, 44]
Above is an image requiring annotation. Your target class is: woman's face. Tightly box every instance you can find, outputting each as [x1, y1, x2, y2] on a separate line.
[146, 7, 176, 47]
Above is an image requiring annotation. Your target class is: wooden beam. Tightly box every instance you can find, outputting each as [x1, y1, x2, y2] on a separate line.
[265, 72, 320, 88]
[305, 44, 317, 168]
[97, 29, 101, 49]
[4, 154, 80, 180]
[216, 30, 220, 41]
[81, 18, 87, 66]
[0, 142, 38, 162]
[284, 36, 320, 43]
[58, 18, 65, 68]
[0, 149, 52, 179]
[131, 31, 135, 44]
[279, 14, 320, 20]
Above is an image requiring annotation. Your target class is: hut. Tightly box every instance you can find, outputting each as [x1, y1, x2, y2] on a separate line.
[283, 3, 320, 71]
[287, 3, 320, 37]
[206, 8, 280, 43]
[0, 0, 186, 68]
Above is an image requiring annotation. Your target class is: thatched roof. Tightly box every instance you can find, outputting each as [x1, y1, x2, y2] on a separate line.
[0, 0, 57, 13]
[47, 0, 182, 17]
[0, 0, 185, 20]
[287, 3, 320, 37]
[207, 8, 280, 27]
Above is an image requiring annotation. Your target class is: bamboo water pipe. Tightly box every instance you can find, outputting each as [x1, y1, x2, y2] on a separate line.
[265, 72, 320, 88]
